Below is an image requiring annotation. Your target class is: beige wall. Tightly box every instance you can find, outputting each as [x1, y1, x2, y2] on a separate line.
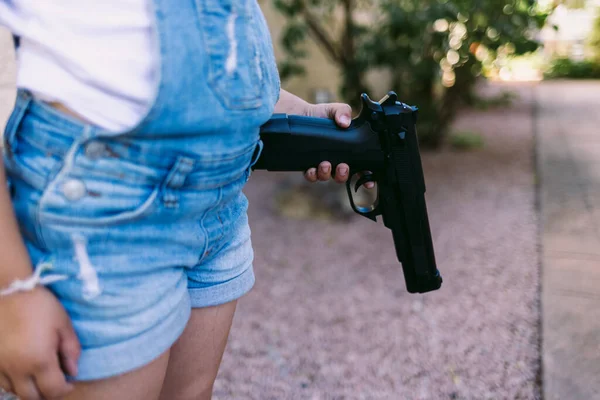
[0, 27, 16, 131]
[259, 1, 343, 103]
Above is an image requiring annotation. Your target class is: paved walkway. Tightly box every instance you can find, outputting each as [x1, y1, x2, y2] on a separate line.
[538, 81, 600, 400]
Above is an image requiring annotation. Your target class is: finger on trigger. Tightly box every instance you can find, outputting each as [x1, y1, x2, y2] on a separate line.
[358, 170, 375, 189]
[305, 168, 317, 182]
[317, 162, 331, 181]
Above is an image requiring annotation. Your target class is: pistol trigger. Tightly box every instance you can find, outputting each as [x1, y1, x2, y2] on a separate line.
[354, 173, 375, 192]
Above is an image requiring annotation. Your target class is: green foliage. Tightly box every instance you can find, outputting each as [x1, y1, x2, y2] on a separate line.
[449, 131, 485, 150]
[272, 0, 549, 147]
[544, 57, 600, 79]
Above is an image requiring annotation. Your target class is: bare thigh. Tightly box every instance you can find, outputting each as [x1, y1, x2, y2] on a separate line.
[64, 350, 170, 400]
[159, 300, 238, 400]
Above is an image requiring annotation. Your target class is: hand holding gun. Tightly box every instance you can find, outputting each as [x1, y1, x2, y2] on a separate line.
[254, 91, 442, 294]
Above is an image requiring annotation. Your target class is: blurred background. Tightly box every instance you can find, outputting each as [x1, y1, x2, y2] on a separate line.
[1, 0, 599, 398]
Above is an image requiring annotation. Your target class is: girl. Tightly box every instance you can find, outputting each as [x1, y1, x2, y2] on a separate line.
[0, 1, 354, 399]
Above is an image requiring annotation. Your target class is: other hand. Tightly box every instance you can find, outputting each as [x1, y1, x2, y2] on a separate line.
[0, 287, 80, 400]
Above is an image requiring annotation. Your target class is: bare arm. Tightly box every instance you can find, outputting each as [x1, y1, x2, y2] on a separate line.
[0, 160, 34, 286]
[273, 89, 312, 115]
[0, 159, 81, 399]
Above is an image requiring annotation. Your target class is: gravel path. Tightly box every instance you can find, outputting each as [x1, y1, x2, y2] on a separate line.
[214, 83, 540, 400]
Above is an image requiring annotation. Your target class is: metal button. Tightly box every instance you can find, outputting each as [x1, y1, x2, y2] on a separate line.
[84, 142, 106, 160]
[62, 179, 86, 201]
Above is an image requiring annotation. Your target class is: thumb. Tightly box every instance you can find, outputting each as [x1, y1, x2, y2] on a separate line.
[58, 322, 81, 377]
[310, 103, 352, 128]
[325, 103, 352, 128]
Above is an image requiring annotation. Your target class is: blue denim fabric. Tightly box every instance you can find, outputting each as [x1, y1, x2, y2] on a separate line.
[2, 0, 280, 381]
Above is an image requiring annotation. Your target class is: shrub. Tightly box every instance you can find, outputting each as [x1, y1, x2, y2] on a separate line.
[544, 57, 600, 79]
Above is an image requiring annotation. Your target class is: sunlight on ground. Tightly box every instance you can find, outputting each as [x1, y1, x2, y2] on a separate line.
[487, 53, 546, 82]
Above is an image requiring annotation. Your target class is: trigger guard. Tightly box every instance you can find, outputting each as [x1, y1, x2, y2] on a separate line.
[345, 172, 381, 222]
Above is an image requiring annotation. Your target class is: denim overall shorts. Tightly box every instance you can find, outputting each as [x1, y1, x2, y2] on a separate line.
[2, 0, 280, 381]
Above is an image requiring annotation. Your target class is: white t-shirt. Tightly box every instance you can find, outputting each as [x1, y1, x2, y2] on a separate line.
[0, 1, 157, 131]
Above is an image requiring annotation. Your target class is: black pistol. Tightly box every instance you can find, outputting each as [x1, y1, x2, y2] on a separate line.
[254, 92, 442, 294]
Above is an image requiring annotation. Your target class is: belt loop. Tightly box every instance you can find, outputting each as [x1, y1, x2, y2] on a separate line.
[161, 156, 195, 208]
[3, 90, 33, 161]
[12, 35, 20, 49]
[245, 139, 263, 182]
[250, 139, 264, 169]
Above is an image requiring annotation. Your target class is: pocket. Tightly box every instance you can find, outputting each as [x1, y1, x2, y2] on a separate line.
[38, 150, 161, 227]
[195, 0, 265, 110]
[40, 176, 160, 227]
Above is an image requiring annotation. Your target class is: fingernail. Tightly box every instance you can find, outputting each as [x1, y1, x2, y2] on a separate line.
[321, 165, 330, 173]
[340, 115, 351, 126]
[339, 166, 348, 177]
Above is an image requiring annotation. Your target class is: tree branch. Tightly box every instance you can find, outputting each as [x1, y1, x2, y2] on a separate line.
[298, 1, 343, 65]
[341, 0, 354, 64]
